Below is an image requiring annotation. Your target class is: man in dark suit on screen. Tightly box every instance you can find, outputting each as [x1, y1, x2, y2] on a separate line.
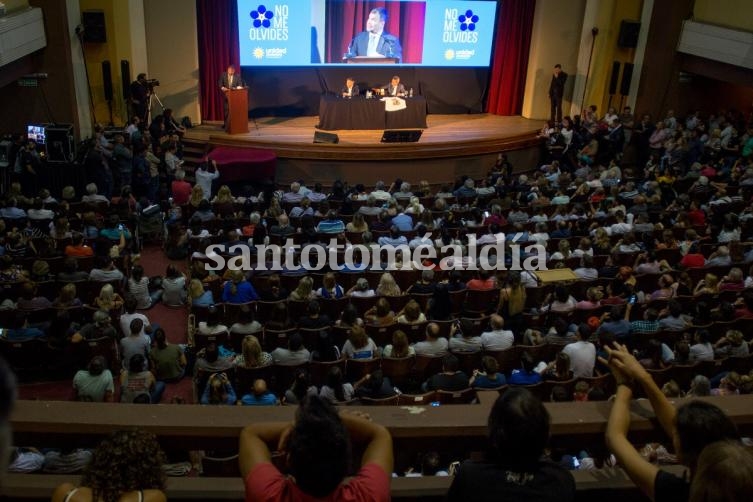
[218, 65, 246, 128]
[345, 7, 402, 63]
[548, 64, 567, 124]
[341, 77, 360, 98]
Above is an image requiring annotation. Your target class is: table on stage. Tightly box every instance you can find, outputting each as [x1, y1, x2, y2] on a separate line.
[318, 95, 427, 131]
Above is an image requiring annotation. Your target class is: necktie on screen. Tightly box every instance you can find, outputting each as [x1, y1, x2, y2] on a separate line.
[368, 34, 378, 56]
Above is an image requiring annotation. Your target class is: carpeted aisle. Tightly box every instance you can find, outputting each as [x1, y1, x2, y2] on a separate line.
[17, 245, 196, 403]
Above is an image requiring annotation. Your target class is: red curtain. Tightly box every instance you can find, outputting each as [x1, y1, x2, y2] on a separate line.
[324, 1, 425, 64]
[486, 0, 536, 116]
[197, 0, 240, 121]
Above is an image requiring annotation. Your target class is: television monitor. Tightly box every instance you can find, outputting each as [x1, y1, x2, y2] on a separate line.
[27, 124, 46, 145]
[238, 0, 498, 67]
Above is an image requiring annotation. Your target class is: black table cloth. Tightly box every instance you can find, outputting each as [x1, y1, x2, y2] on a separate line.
[318, 95, 427, 130]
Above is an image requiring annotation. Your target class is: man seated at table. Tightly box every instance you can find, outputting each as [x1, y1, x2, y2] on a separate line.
[341, 77, 360, 98]
[383, 76, 406, 97]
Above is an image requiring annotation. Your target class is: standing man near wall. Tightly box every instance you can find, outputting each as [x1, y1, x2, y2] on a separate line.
[549, 64, 567, 124]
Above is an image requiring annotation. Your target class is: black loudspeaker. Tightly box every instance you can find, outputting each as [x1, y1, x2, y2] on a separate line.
[381, 130, 423, 143]
[44, 125, 75, 163]
[82, 11, 106, 43]
[314, 131, 339, 144]
[608, 62, 620, 95]
[620, 63, 634, 96]
[102, 61, 113, 101]
[618, 20, 640, 48]
[121, 60, 131, 100]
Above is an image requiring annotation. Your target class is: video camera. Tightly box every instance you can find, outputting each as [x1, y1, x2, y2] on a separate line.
[146, 79, 160, 88]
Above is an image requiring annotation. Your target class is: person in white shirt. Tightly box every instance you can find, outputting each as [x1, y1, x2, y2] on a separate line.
[480, 315, 514, 351]
[164, 143, 183, 177]
[195, 161, 220, 201]
[369, 181, 392, 202]
[119, 297, 152, 339]
[561, 324, 596, 378]
[413, 323, 449, 357]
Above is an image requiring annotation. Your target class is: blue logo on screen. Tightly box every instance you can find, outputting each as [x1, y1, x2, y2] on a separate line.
[250, 5, 274, 28]
[458, 10, 479, 31]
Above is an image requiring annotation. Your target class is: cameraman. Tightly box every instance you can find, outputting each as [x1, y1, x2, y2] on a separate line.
[130, 73, 150, 124]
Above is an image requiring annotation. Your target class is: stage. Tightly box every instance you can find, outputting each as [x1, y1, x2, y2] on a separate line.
[184, 114, 545, 186]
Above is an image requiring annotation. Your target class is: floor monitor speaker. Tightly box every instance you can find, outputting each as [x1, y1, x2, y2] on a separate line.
[314, 131, 339, 144]
[380, 130, 423, 143]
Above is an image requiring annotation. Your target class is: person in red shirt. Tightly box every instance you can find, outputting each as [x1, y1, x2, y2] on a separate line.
[680, 243, 705, 268]
[171, 170, 192, 206]
[686, 201, 706, 227]
[240, 395, 393, 502]
[64, 232, 94, 257]
[466, 270, 497, 291]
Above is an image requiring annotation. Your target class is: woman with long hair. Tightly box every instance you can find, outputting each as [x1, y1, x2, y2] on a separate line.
[289, 276, 316, 301]
[93, 284, 124, 312]
[364, 297, 396, 326]
[127, 264, 161, 309]
[52, 430, 167, 502]
[221, 270, 258, 303]
[235, 334, 272, 368]
[376, 272, 401, 297]
[341, 325, 377, 359]
[283, 367, 317, 405]
[382, 330, 414, 358]
[201, 372, 237, 405]
[319, 366, 354, 403]
[150, 328, 186, 382]
[346, 212, 369, 233]
[161, 264, 186, 306]
[188, 278, 214, 307]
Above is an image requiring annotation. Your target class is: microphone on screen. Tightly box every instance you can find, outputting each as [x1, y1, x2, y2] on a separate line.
[343, 38, 356, 60]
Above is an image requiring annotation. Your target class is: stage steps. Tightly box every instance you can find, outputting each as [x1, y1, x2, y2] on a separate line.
[181, 137, 208, 183]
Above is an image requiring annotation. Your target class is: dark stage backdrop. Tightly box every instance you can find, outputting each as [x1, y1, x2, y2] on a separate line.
[241, 67, 490, 117]
[197, 0, 534, 120]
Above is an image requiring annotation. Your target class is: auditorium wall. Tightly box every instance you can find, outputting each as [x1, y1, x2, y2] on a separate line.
[3, 0, 28, 13]
[521, 0, 586, 120]
[693, 0, 753, 33]
[143, 0, 201, 125]
[0, 0, 81, 135]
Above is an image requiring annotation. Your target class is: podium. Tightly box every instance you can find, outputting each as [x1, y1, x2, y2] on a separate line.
[345, 57, 399, 64]
[225, 88, 249, 134]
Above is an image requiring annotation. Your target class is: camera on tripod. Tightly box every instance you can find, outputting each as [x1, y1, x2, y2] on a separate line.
[146, 79, 160, 88]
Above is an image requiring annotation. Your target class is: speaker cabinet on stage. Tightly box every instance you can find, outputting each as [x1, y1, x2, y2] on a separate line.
[121, 60, 131, 100]
[314, 131, 339, 144]
[381, 130, 422, 143]
[45, 125, 75, 163]
[225, 88, 249, 134]
[102, 61, 114, 101]
[608, 62, 620, 95]
[82, 11, 106, 43]
[620, 63, 634, 96]
[618, 20, 640, 48]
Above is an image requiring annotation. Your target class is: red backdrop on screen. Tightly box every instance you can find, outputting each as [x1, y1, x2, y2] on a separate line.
[325, 1, 426, 64]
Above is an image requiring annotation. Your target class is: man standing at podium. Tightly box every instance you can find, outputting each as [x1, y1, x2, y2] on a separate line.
[219, 65, 246, 128]
[346, 7, 402, 63]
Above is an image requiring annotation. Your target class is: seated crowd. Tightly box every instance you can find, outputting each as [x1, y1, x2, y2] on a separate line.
[2, 105, 753, 501]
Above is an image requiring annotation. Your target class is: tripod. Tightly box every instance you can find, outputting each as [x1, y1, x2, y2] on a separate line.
[146, 89, 165, 124]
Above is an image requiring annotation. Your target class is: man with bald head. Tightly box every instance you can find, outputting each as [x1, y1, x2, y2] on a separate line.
[270, 213, 296, 238]
[413, 322, 449, 357]
[480, 315, 514, 351]
[240, 379, 278, 406]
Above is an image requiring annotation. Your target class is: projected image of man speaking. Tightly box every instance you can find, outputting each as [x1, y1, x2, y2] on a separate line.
[345, 7, 402, 63]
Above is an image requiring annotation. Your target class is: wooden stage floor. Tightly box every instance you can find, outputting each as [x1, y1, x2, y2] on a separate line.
[185, 114, 545, 184]
[188, 114, 544, 146]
